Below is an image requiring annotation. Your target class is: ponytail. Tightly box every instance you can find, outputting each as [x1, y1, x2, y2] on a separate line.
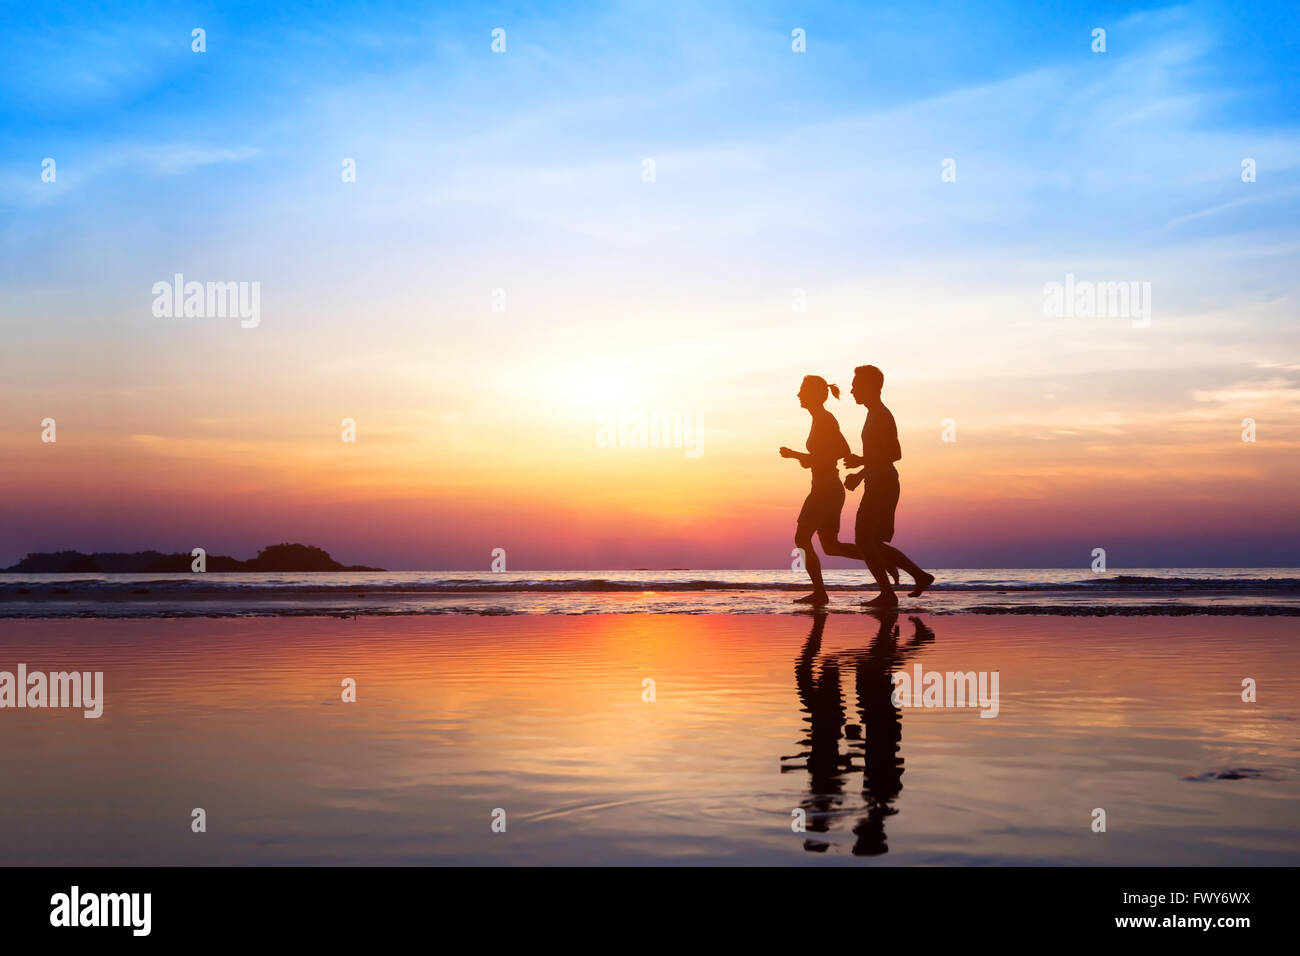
[801, 374, 839, 404]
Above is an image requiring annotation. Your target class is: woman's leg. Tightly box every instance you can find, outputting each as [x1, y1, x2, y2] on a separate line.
[795, 522, 828, 602]
[817, 486, 859, 561]
[820, 531, 862, 561]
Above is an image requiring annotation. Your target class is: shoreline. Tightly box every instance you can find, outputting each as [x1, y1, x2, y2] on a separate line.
[3, 593, 1299, 618]
[5, 571, 1298, 619]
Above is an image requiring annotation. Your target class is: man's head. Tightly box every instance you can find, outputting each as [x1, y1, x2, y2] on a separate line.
[850, 364, 884, 406]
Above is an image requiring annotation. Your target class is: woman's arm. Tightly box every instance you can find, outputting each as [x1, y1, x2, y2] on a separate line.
[779, 446, 812, 467]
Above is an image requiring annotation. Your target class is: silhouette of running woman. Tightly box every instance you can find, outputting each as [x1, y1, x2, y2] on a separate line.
[779, 375, 863, 604]
[782, 611, 850, 848]
[842, 365, 934, 607]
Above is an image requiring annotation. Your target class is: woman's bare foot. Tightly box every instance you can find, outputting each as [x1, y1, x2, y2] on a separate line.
[908, 571, 935, 598]
[794, 592, 830, 605]
[862, 592, 898, 608]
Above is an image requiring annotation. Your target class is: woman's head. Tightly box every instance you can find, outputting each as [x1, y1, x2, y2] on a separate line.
[798, 375, 840, 409]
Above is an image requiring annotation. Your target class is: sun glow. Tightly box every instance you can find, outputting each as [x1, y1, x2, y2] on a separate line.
[536, 359, 660, 416]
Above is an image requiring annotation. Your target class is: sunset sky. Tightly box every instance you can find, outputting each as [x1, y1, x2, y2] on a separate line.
[2, 0, 1298, 569]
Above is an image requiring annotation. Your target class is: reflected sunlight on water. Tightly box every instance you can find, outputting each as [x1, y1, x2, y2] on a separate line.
[0, 614, 1296, 864]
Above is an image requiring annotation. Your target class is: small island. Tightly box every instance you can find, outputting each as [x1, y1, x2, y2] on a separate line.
[1, 543, 385, 573]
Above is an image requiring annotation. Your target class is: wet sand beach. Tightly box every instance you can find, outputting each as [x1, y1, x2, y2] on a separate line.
[1, 613, 1295, 865]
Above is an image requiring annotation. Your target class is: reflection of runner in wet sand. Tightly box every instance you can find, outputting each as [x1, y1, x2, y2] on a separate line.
[847, 613, 935, 856]
[779, 375, 863, 605]
[782, 612, 936, 855]
[842, 365, 934, 607]
[782, 611, 849, 846]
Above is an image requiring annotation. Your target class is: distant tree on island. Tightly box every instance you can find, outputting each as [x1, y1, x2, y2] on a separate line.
[243, 543, 379, 572]
[1, 544, 384, 573]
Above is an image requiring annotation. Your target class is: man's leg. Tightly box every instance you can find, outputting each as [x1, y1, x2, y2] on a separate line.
[855, 505, 897, 604]
[880, 543, 934, 597]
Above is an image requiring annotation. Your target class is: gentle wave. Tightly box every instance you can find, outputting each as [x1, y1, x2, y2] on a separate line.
[3, 569, 1300, 595]
[4, 569, 1299, 618]
[3, 603, 1300, 619]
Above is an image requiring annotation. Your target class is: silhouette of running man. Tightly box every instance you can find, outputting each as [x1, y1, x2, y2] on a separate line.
[846, 613, 935, 856]
[842, 365, 934, 607]
[780, 375, 863, 604]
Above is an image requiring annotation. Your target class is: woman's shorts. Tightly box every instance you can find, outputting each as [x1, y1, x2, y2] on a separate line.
[856, 468, 900, 544]
[798, 477, 846, 536]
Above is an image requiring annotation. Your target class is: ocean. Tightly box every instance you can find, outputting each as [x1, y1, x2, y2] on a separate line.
[2, 568, 1299, 617]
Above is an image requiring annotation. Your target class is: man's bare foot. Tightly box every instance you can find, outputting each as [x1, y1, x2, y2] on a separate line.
[862, 592, 898, 608]
[908, 571, 935, 598]
[794, 592, 830, 605]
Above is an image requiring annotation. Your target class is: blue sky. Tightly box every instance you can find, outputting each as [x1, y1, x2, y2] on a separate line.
[1, 1, 1299, 567]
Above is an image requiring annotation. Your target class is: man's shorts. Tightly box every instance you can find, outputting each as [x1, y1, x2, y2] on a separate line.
[855, 466, 899, 544]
